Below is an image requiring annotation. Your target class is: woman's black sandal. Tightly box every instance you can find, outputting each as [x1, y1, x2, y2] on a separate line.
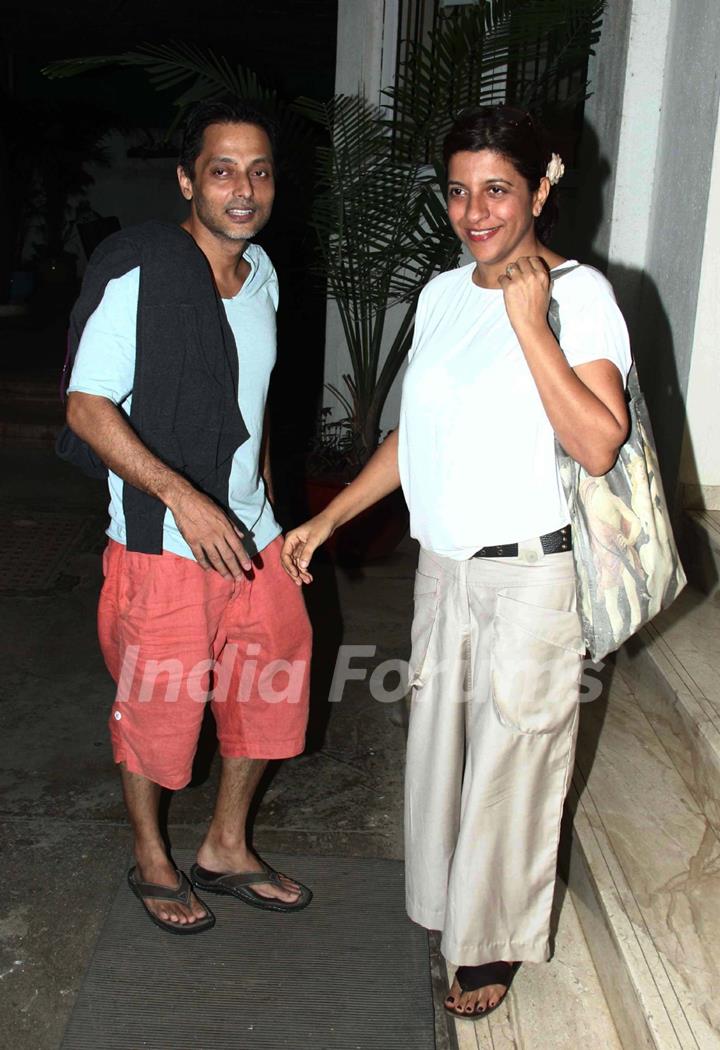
[444, 960, 521, 1020]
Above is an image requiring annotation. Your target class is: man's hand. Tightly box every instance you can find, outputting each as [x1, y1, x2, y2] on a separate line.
[66, 393, 252, 579]
[281, 513, 336, 585]
[169, 484, 252, 578]
[498, 255, 551, 335]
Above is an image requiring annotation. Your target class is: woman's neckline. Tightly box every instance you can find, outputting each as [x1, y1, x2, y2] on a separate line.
[468, 258, 580, 291]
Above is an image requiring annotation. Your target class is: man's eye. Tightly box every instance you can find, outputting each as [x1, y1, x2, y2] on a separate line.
[212, 168, 228, 176]
[252, 169, 270, 178]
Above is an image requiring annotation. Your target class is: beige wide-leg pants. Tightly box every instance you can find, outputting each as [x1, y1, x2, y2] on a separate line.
[404, 540, 584, 966]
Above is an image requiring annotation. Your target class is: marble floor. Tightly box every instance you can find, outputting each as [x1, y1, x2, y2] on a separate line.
[449, 887, 624, 1050]
[573, 658, 720, 1049]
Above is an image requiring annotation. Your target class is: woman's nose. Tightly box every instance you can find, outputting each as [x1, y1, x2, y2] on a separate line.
[465, 194, 490, 223]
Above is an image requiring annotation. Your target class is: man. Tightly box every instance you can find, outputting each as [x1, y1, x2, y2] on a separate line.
[66, 100, 312, 933]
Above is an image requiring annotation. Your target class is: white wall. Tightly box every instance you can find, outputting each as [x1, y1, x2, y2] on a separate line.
[582, 0, 720, 500]
[638, 0, 720, 496]
[680, 108, 720, 508]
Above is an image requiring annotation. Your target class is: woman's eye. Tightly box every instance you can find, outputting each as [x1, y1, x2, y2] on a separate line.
[488, 186, 506, 196]
[448, 187, 464, 197]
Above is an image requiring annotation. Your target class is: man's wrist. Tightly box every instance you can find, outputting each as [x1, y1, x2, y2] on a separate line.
[159, 473, 194, 514]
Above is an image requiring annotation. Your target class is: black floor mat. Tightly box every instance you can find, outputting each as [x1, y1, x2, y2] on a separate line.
[61, 852, 437, 1049]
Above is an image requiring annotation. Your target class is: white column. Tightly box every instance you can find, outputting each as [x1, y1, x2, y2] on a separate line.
[324, 0, 401, 429]
[680, 109, 720, 509]
[582, 0, 673, 326]
[334, 0, 398, 102]
[582, 0, 720, 498]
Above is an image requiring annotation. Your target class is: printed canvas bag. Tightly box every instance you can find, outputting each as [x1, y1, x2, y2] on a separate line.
[548, 265, 686, 661]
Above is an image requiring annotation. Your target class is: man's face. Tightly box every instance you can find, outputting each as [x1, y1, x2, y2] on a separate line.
[178, 121, 275, 243]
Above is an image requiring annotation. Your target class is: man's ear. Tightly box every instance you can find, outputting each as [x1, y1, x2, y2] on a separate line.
[177, 165, 193, 201]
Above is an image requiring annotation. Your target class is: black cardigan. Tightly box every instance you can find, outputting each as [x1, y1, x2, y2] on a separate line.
[59, 221, 258, 557]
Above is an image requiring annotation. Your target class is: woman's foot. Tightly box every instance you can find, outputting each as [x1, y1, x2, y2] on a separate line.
[444, 960, 519, 1018]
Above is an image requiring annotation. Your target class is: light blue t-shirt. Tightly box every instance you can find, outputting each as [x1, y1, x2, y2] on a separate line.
[68, 242, 281, 560]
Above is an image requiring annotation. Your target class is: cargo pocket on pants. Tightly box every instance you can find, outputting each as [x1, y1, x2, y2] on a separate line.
[407, 569, 440, 690]
[491, 590, 584, 735]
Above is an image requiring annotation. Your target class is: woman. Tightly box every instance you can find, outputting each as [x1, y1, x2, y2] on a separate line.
[282, 106, 631, 1019]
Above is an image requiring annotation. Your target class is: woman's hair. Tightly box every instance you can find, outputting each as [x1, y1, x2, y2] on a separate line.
[442, 105, 558, 245]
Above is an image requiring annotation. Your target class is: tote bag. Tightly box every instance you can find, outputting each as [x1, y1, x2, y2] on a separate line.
[548, 266, 686, 662]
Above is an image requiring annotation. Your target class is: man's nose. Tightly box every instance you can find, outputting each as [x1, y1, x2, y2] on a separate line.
[232, 174, 253, 198]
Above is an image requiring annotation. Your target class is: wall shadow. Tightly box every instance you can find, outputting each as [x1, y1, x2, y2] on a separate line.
[548, 119, 701, 938]
[556, 119, 695, 511]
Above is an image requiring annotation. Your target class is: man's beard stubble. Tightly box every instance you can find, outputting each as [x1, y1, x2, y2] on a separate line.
[193, 191, 269, 243]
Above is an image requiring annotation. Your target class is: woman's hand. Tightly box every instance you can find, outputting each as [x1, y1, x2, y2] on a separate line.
[498, 256, 551, 335]
[281, 513, 336, 585]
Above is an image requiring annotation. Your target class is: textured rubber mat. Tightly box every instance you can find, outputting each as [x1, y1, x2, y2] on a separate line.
[61, 852, 436, 1050]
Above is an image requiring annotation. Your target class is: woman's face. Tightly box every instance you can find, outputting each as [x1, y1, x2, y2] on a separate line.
[446, 149, 548, 273]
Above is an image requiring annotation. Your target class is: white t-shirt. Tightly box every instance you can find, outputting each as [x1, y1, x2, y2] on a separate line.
[398, 261, 632, 559]
[68, 242, 281, 560]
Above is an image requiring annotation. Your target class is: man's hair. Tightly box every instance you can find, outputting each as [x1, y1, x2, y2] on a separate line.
[178, 100, 278, 181]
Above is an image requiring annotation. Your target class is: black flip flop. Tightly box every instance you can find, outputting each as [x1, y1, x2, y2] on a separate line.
[127, 866, 216, 935]
[444, 960, 521, 1020]
[190, 861, 313, 913]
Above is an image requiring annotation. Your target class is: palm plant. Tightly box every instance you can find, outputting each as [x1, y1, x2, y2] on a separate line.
[43, 42, 309, 177]
[299, 93, 460, 468]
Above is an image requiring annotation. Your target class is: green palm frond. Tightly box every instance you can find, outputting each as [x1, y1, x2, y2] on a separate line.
[386, 0, 604, 161]
[44, 42, 310, 169]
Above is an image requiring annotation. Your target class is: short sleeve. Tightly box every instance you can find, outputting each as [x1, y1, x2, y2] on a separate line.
[67, 267, 140, 405]
[554, 267, 632, 386]
[407, 284, 429, 363]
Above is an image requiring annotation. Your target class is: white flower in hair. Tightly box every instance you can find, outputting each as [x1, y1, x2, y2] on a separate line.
[546, 153, 565, 185]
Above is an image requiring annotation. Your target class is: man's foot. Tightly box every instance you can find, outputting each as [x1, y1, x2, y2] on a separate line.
[131, 854, 211, 927]
[444, 961, 519, 1019]
[195, 845, 304, 906]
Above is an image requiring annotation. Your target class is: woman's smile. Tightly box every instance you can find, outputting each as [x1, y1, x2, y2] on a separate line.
[465, 225, 502, 243]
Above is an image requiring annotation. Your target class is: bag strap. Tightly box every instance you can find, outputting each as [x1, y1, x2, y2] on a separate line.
[547, 262, 639, 406]
[549, 261, 582, 282]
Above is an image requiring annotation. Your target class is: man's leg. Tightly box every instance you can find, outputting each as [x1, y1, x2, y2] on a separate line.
[99, 541, 232, 924]
[197, 536, 312, 903]
[121, 766, 210, 925]
[195, 756, 301, 904]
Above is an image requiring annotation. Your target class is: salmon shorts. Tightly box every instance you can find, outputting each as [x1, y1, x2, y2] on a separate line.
[98, 534, 312, 790]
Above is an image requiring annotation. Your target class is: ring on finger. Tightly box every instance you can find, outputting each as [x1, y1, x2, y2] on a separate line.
[506, 263, 517, 275]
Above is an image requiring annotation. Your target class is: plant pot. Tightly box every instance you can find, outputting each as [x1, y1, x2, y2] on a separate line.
[306, 474, 409, 564]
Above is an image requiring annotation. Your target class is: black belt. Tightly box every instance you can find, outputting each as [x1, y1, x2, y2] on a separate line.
[472, 524, 572, 559]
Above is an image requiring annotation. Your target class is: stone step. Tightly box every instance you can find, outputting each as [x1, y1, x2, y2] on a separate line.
[618, 586, 720, 837]
[565, 659, 720, 1049]
[449, 888, 624, 1050]
[684, 510, 720, 596]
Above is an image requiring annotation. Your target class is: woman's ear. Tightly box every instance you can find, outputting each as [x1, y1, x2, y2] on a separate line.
[533, 175, 551, 217]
